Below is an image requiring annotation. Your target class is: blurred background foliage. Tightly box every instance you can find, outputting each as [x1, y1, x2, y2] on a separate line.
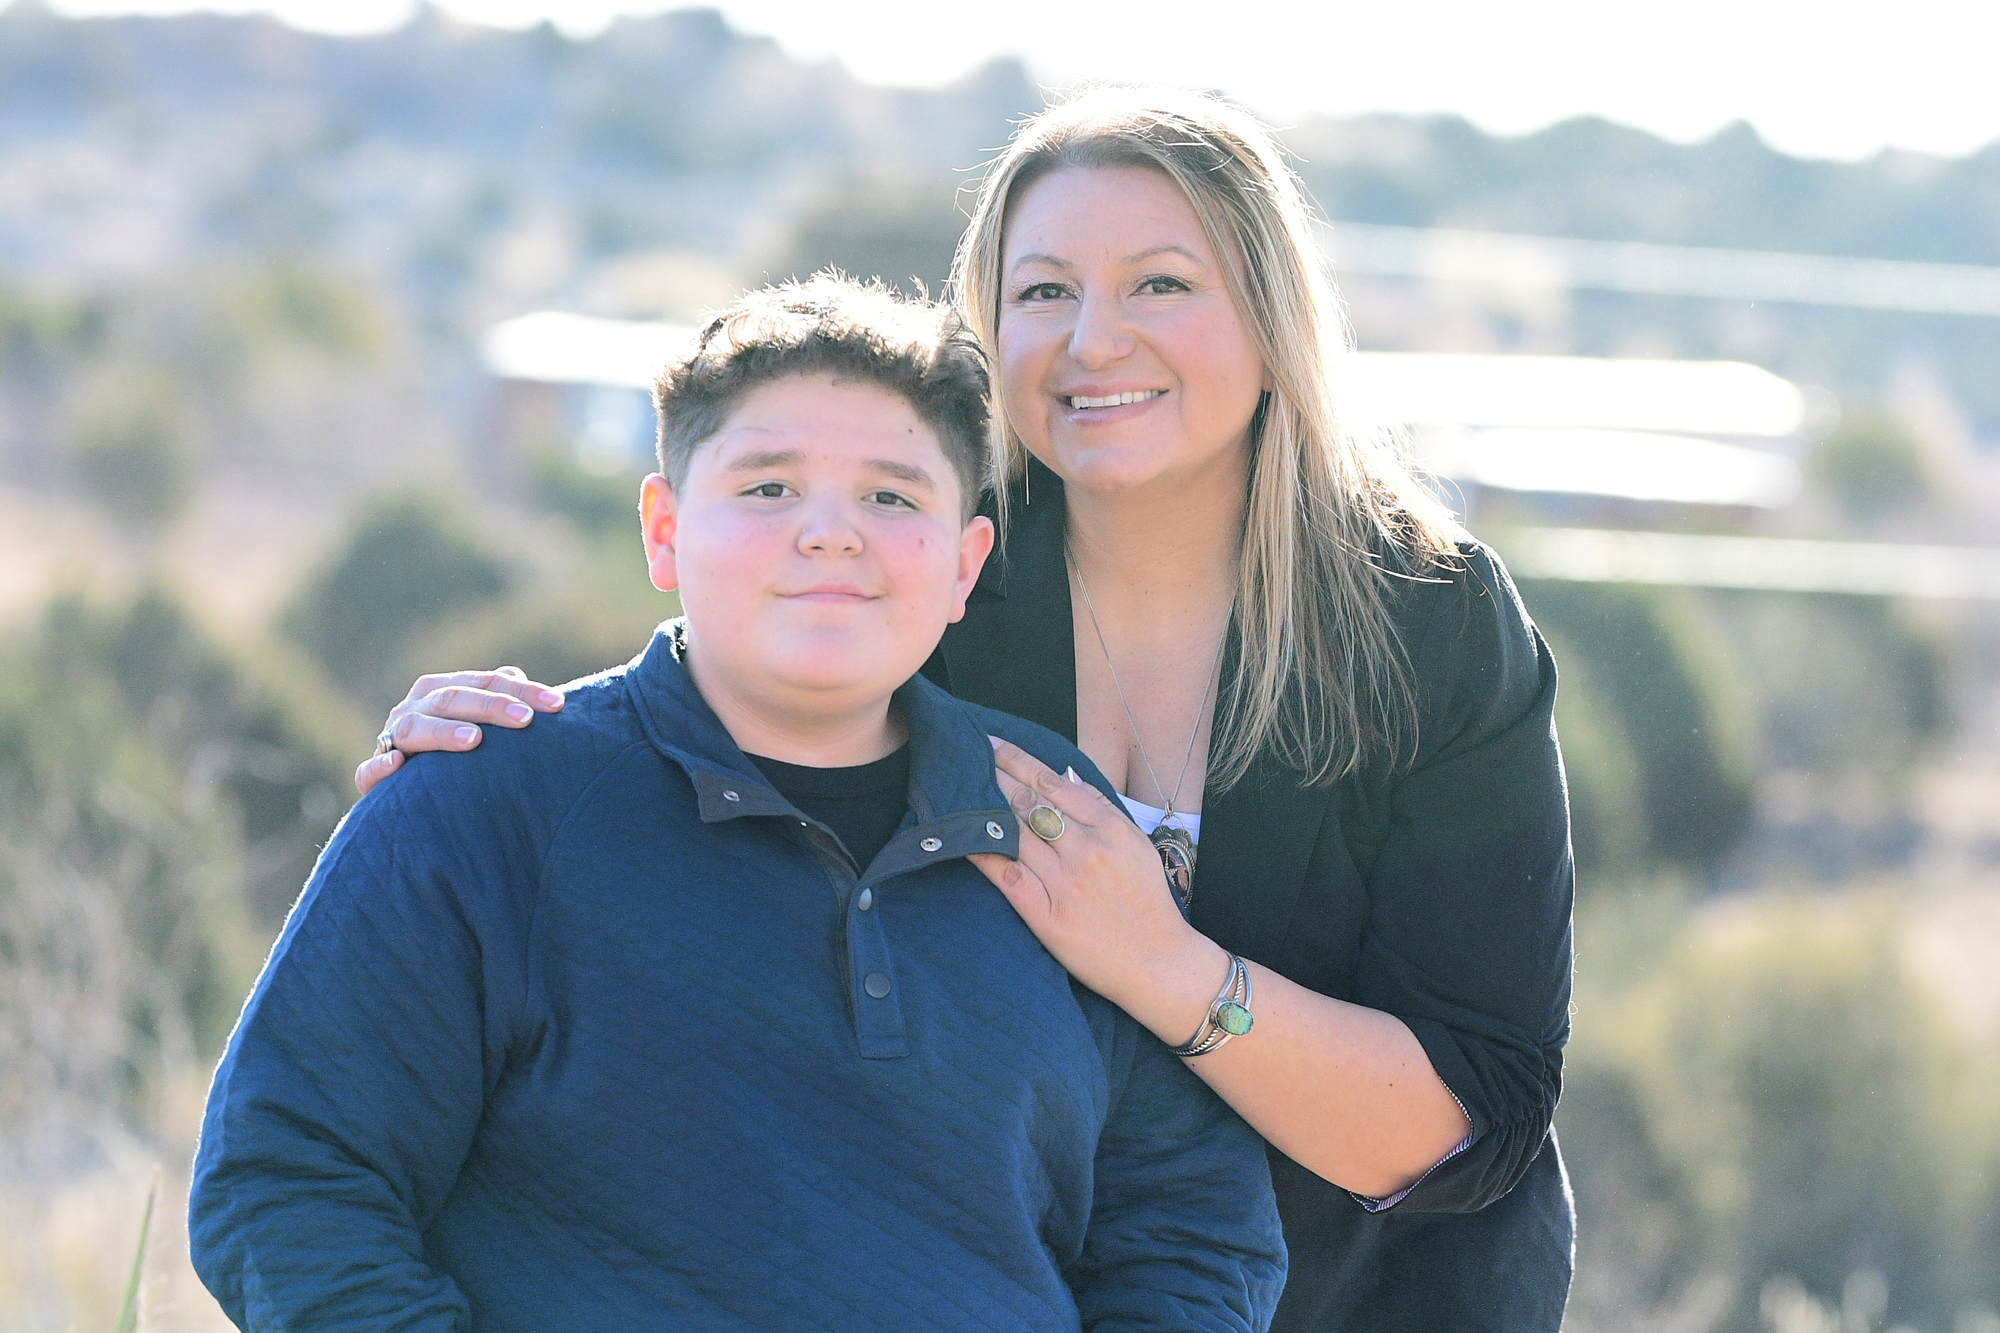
[1, 6, 1997, 1331]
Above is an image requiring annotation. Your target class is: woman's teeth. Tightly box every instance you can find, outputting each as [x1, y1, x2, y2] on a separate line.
[1067, 390, 1165, 410]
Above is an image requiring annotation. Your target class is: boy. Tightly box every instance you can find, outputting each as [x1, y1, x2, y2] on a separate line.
[188, 277, 1285, 1332]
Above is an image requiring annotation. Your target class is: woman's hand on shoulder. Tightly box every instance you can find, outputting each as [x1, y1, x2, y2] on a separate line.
[969, 737, 1215, 1024]
[354, 667, 565, 797]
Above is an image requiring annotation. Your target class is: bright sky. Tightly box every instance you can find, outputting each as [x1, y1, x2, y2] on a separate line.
[37, 0, 2000, 162]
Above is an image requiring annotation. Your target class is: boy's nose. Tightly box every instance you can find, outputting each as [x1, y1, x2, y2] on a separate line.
[796, 503, 864, 556]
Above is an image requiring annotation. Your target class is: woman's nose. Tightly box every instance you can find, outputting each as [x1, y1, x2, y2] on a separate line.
[1066, 288, 1136, 368]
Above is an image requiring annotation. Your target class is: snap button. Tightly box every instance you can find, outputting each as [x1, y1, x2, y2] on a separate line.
[985, 821, 1004, 839]
[864, 972, 891, 999]
[721, 789, 741, 802]
[856, 888, 873, 911]
[919, 837, 943, 852]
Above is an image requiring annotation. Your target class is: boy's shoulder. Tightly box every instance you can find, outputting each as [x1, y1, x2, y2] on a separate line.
[952, 697, 1126, 817]
[364, 658, 656, 846]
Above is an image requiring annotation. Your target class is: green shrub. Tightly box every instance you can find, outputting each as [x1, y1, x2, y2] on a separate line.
[0, 588, 356, 1163]
[1563, 893, 2000, 1331]
[280, 493, 509, 711]
[1807, 411, 1932, 522]
[59, 368, 195, 528]
[1522, 581, 1759, 878]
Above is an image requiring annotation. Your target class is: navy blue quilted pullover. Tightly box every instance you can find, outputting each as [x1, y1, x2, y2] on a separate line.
[189, 622, 1286, 1333]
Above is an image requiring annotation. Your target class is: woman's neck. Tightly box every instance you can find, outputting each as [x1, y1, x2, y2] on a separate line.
[1060, 456, 1246, 621]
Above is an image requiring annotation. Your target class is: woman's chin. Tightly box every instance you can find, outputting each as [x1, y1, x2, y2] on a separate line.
[1053, 450, 1213, 502]
[1035, 429, 1248, 502]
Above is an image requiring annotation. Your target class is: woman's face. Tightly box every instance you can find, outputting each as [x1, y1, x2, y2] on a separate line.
[997, 165, 1268, 499]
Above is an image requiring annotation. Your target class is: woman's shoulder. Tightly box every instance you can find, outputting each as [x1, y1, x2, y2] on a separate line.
[1377, 533, 1556, 762]
[1382, 531, 1530, 641]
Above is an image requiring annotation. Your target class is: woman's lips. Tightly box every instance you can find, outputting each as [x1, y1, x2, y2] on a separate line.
[1058, 388, 1168, 425]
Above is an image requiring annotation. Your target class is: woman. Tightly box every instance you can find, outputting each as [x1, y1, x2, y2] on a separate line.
[360, 88, 1574, 1331]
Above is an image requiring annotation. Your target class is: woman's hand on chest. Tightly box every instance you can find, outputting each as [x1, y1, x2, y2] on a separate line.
[969, 737, 1226, 1047]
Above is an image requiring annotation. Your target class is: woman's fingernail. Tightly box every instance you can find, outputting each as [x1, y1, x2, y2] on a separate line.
[538, 690, 563, 708]
[989, 735, 1004, 749]
[1065, 766, 1082, 785]
[453, 725, 478, 744]
[504, 703, 532, 723]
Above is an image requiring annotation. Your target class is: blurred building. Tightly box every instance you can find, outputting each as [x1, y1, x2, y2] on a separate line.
[483, 309, 1811, 512]
[480, 310, 2000, 601]
[482, 312, 695, 474]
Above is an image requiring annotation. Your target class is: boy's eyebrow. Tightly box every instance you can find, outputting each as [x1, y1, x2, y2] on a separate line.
[723, 448, 807, 473]
[722, 448, 937, 490]
[867, 459, 938, 489]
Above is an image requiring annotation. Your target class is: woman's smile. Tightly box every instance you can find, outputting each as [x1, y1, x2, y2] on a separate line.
[1059, 386, 1170, 424]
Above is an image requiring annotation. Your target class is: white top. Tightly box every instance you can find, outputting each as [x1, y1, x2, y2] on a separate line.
[1119, 795, 1202, 846]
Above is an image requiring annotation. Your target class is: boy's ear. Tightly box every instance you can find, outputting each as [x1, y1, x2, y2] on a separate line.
[949, 515, 996, 624]
[639, 473, 680, 594]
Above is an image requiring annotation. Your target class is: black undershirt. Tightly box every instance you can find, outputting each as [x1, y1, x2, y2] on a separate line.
[748, 745, 912, 873]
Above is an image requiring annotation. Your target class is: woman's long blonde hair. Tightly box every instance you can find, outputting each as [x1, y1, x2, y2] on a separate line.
[950, 86, 1460, 789]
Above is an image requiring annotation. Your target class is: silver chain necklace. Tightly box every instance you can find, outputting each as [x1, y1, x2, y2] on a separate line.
[1069, 545, 1232, 912]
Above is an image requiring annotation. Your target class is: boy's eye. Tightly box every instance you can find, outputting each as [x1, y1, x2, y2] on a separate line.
[743, 482, 792, 499]
[866, 489, 916, 509]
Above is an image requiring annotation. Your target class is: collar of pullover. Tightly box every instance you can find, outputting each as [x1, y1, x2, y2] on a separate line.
[625, 619, 1023, 875]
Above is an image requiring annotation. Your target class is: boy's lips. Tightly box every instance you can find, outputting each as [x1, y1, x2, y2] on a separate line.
[782, 586, 878, 602]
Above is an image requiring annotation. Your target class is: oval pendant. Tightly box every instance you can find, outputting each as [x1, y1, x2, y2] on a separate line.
[1151, 824, 1196, 912]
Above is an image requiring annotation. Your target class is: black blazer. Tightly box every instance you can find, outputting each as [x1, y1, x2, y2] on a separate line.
[925, 462, 1576, 1333]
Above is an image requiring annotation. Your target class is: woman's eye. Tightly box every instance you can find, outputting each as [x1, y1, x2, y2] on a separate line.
[1138, 274, 1191, 295]
[1015, 282, 1070, 302]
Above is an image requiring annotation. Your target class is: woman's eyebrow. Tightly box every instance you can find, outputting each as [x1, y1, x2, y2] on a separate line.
[1007, 245, 1207, 274]
[1007, 251, 1071, 275]
[1124, 244, 1205, 267]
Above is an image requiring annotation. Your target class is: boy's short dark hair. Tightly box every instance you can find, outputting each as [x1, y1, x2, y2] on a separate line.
[653, 274, 990, 520]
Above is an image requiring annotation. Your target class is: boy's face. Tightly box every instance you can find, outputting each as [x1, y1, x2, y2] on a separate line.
[640, 374, 994, 730]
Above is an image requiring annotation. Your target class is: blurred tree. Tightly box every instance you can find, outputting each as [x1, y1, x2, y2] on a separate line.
[525, 448, 644, 538]
[0, 284, 106, 387]
[224, 261, 388, 364]
[415, 495, 673, 691]
[1523, 581, 1759, 878]
[1718, 593, 1948, 787]
[1564, 895, 2000, 1333]
[59, 367, 195, 529]
[0, 588, 356, 1169]
[775, 174, 967, 296]
[280, 494, 509, 710]
[1807, 410, 1933, 522]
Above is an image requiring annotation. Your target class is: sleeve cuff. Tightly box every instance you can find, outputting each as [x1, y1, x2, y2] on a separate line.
[1349, 1130, 1477, 1214]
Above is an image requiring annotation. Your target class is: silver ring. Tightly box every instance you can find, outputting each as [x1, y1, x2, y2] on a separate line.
[1025, 804, 1065, 842]
[373, 728, 397, 758]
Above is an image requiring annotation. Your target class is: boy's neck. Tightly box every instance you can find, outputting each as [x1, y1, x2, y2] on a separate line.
[682, 643, 909, 768]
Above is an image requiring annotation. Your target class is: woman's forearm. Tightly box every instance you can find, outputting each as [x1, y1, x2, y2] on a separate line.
[1108, 930, 1472, 1200]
